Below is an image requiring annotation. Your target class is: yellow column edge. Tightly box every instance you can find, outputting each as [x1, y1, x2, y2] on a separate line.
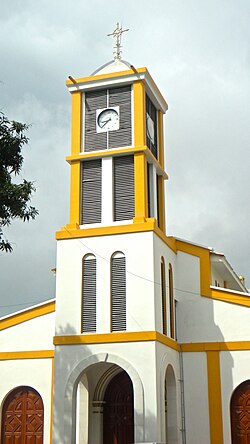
[206, 351, 224, 444]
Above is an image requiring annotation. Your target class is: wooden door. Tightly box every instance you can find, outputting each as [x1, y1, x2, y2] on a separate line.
[231, 380, 250, 443]
[103, 371, 134, 444]
[1, 386, 44, 444]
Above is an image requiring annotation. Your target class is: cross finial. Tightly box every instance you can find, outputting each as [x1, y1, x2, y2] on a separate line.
[107, 23, 129, 60]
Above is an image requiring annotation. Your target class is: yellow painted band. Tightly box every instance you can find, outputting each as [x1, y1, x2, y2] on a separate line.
[175, 239, 211, 297]
[0, 350, 54, 360]
[66, 67, 148, 86]
[210, 288, 250, 307]
[56, 219, 176, 253]
[71, 91, 82, 155]
[69, 161, 81, 225]
[0, 301, 55, 331]
[181, 341, 250, 352]
[206, 351, 223, 444]
[53, 331, 179, 351]
[133, 81, 146, 147]
[157, 175, 166, 232]
[134, 152, 147, 219]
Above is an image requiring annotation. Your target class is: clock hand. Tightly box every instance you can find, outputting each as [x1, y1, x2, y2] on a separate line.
[100, 118, 111, 128]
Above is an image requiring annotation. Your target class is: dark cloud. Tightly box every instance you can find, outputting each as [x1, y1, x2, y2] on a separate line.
[1, 0, 250, 316]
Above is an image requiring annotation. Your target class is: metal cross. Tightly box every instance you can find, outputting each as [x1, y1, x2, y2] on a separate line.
[107, 23, 129, 60]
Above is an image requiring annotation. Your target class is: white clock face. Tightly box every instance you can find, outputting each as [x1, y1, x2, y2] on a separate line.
[146, 113, 155, 144]
[96, 107, 119, 133]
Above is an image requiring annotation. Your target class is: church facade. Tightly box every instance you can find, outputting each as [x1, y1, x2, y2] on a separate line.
[1, 56, 250, 444]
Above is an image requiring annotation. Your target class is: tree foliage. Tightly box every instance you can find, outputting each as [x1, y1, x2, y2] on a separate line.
[0, 113, 38, 252]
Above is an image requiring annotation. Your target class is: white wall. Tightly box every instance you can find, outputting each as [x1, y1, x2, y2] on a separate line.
[0, 312, 55, 351]
[182, 352, 210, 444]
[55, 232, 156, 334]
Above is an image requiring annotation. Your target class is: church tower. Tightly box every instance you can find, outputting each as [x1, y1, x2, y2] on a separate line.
[53, 26, 180, 444]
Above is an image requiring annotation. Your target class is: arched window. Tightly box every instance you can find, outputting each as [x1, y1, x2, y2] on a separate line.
[168, 263, 175, 339]
[1, 386, 44, 443]
[82, 254, 96, 333]
[111, 252, 126, 331]
[161, 257, 167, 335]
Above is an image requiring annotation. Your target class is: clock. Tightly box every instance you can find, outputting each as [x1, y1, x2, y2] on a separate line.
[96, 107, 119, 133]
[146, 112, 155, 144]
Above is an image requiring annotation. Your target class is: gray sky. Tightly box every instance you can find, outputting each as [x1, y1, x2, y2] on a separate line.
[1, 0, 250, 316]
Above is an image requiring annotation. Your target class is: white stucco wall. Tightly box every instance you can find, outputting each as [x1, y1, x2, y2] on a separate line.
[0, 312, 55, 351]
[182, 352, 210, 444]
[55, 232, 156, 335]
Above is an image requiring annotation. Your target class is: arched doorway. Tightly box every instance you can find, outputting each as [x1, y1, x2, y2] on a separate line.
[165, 365, 177, 444]
[231, 380, 250, 443]
[103, 370, 134, 444]
[1, 386, 44, 444]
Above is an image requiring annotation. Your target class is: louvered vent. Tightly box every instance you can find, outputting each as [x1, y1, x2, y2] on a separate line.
[109, 86, 132, 148]
[81, 159, 102, 224]
[85, 90, 107, 152]
[113, 155, 134, 221]
[111, 255, 126, 332]
[82, 256, 96, 333]
[84, 86, 132, 152]
[146, 95, 158, 159]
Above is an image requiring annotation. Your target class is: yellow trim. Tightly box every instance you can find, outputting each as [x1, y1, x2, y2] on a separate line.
[71, 91, 82, 155]
[157, 175, 166, 232]
[206, 351, 223, 444]
[50, 357, 54, 444]
[56, 218, 177, 252]
[210, 287, 250, 307]
[66, 67, 168, 111]
[133, 81, 146, 147]
[134, 152, 147, 220]
[53, 331, 179, 351]
[69, 161, 81, 225]
[158, 111, 164, 168]
[180, 341, 250, 352]
[0, 350, 54, 360]
[66, 67, 148, 86]
[66, 145, 145, 163]
[175, 239, 211, 296]
[0, 301, 55, 331]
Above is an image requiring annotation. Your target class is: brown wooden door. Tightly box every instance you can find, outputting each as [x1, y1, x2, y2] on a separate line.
[103, 370, 134, 444]
[231, 380, 250, 443]
[1, 386, 44, 444]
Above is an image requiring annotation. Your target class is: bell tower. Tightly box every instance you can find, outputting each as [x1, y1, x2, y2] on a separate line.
[57, 55, 168, 238]
[53, 33, 178, 444]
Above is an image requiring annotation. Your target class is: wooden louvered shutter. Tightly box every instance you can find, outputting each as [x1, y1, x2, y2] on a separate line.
[85, 89, 107, 151]
[109, 86, 132, 148]
[82, 256, 96, 333]
[81, 159, 102, 224]
[111, 254, 126, 331]
[113, 155, 134, 221]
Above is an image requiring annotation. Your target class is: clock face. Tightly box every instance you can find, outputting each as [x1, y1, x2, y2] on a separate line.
[146, 113, 155, 144]
[96, 107, 119, 133]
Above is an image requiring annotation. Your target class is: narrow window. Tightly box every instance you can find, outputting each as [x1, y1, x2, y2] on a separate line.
[169, 264, 175, 339]
[81, 159, 102, 224]
[146, 95, 158, 159]
[111, 252, 126, 331]
[113, 155, 134, 221]
[82, 254, 96, 333]
[161, 257, 167, 335]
